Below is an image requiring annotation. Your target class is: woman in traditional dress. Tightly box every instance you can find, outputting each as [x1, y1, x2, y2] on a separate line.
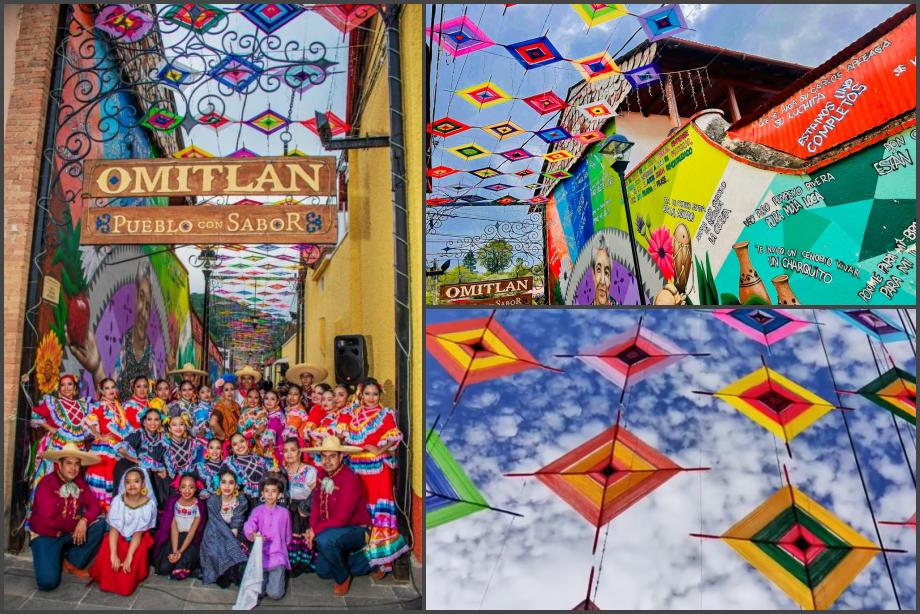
[192, 384, 213, 442]
[84, 378, 132, 512]
[222, 433, 271, 506]
[309, 386, 354, 446]
[210, 381, 241, 451]
[281, 437, 316, 577]
[166, 380, 197, 423]
[344, 379, 408, 575]
[114, 407, 166, 505]
[27, 373, 92, 525]
[263, 390, 286, 450]
[122, 376, 154, 430]
[238, 388, 267, 441]
[301, 383, 332, 443]
[200, 468, 250, 588]
[153, 379, 172, 409]
[195, 438, 225, 498]
[89, 467, 157, 596]
[282, 384, 309, 446]
[155, 414, 205, 498]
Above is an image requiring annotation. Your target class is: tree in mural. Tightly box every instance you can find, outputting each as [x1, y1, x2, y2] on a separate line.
[477, 240, 514, 274]
[462, 250, 478, 274]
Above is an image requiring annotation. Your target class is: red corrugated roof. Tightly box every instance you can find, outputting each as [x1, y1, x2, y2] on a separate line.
[730, 4, 916, 130]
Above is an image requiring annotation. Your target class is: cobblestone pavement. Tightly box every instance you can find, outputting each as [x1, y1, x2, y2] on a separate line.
[4, 552, 423, 610]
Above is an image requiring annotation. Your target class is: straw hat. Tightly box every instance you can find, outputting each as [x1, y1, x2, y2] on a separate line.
[301, 436, 362, 455]
[286, 362, 328, 385]
[167, 362, 207, 377]
[235, 365, 261, 380]
[43, 442, 101, 466]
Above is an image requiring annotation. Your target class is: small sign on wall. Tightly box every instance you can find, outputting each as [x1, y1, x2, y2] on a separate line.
[42, 275, 61, 305]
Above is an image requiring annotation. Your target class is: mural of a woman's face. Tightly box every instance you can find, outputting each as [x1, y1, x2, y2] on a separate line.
[592, 247, 611, 305]
[134, 273, 151, 342]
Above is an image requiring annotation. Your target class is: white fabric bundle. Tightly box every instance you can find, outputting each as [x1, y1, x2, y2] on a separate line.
[233, 534, 263, 610]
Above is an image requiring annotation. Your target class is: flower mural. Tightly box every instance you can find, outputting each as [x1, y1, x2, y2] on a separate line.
[35, 331, 64, 395]
[648, 226, 675, 282]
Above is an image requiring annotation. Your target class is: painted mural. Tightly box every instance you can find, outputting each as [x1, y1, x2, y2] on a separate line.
[548, 9, 916, 306]
[548, 116, 916, 306]
[32, 6, 195, 404]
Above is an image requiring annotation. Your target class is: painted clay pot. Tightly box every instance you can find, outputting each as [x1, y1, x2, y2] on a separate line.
[732, 241, 769, 303]
[772, 274, 800, 305]
[672, 223, 692, 294]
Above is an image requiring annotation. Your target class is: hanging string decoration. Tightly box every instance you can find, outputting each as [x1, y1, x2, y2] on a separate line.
[572, 4, 628, 28]
[637, 4, 690, 42]
[426, 15, 495, 57]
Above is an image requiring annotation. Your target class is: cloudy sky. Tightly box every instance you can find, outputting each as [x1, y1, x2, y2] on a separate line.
[425, 308, 916, 609]
[425, 3, 908, 262]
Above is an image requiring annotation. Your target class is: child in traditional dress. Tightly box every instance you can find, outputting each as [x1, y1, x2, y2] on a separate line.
[243, 476, 292, 601]
[281, 438, 317, 576]
[201, 469, 250, 588]
[195, 438, 224, 498]
[263, 391, 286, 450]
[153, 473, 207, 580]
[223, 433, 272, 507]
[90, 467, 157, 595]
[156, 415, 204, 497]
[114, 407, 166, 505]
[192, 384, 214, 442]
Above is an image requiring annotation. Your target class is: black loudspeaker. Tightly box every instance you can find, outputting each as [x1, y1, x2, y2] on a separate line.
[334, 335, 368, 386]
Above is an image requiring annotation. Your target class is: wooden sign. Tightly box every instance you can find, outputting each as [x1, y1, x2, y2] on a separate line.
[82, 156, 336, 198]
[447, 292, 531, 306]
[80, 204, 338, 245]
[439, 276, 533, 301]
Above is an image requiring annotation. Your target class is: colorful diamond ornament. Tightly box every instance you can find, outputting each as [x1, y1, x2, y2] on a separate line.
[505, 36, 563, 69]
[624, 63, 662, 89]
[428, 117, 470, 138]
[857, 366, 916, 423]
[426, 431, 490, 529]
[713, 485, 881, 610]
[141, 106, 182, 132]
[209, 54, 262, 92]
[426, 15, 494, 57]
[579, 100, 617, 120]
[163, 3, 226, 33]
[314, 4, 378, 33]
[638, 4, 690, 42]
[712, 309, 810, 348]
[238, 3, 304, 33]
[573, 51, 620, 82]
[448, 143, 491, 161]
[95, 4, 154, 42]
[458, 82, 511, 109]
[245, 109, 290, 135]
[482, 120, 525, 139]
[572, 4, 628, 28]
[712, 363, 835, 442]
[832, 309, 907, 342]
[523, 91, 567, 115]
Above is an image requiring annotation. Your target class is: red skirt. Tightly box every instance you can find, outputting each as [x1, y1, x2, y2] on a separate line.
[90, 530, 153, 596]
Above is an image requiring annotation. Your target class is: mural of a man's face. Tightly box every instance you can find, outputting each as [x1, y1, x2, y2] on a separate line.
[135, 272, 151, 338]
[592, 247, 611, 305]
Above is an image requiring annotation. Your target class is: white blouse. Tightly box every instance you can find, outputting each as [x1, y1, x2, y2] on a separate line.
[107, 493, 157, 540]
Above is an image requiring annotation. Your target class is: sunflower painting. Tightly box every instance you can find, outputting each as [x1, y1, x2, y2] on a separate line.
[34, 331, 64, 394]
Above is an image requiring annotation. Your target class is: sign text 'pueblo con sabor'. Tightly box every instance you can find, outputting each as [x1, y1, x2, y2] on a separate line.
[82, 156, 336, 198]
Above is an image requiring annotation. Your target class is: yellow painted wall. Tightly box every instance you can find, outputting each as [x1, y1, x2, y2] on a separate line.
[302, 6, 422, 516]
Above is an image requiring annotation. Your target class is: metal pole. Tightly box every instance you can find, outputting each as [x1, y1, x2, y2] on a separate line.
[617, 169, 647, 305]
[201, 267, 211, 378]
[541, 204, 549, 305]
[384, 4, 412, 538]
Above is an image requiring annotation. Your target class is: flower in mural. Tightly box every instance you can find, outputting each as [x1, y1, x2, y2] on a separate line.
[648, 226, 675, 281]
[35, 331, 64, 395]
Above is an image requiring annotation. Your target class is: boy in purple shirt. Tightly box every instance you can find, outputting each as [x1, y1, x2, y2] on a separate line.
[243, 475, 291, 601]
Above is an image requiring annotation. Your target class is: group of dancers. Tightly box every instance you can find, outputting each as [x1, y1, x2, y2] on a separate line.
[25, 361, 409, 600]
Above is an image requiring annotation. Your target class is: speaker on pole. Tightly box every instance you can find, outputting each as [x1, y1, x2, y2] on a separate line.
[334, 335, 368, 386]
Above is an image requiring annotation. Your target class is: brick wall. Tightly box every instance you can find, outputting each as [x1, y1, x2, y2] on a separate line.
[2, 4, 60, 538]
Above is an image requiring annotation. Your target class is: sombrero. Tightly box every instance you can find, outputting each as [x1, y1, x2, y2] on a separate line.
[235, 365, 261, 380]
[286, 362, 328, 385]
[43, 442, 101, 466]
[301, 436, 362, 455]
[168, 362, 207, 377]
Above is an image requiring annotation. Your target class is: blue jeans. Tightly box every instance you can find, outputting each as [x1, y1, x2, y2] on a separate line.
[31, 519, 108, 591]
[314, 526, 371, 585]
